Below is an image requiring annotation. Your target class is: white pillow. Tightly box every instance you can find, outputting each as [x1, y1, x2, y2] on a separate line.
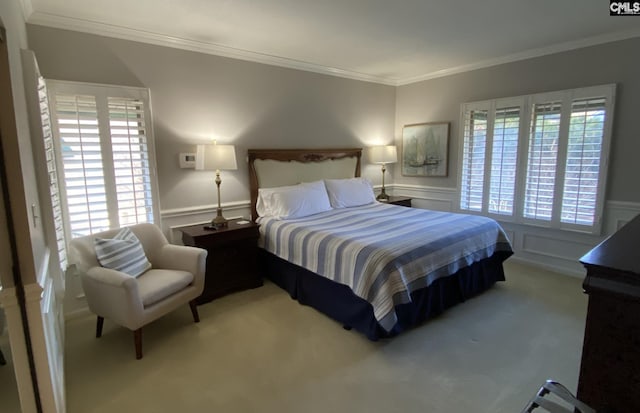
[256, 183, 299, 217]
[324, 178, 376, 208]
[94, 227, 151, 277]
[262, 181, 332, 220]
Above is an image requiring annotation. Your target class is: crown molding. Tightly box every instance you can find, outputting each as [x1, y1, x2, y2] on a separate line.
[396, 27, 640, 86]
[18, 0, 33, 21]
[26, 11, 398, 86]
[26, 11, 640, 87]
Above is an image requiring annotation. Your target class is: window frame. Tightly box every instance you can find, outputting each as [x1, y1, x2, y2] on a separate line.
[457, 84, 615, 235]
[46, 80, 161, 238]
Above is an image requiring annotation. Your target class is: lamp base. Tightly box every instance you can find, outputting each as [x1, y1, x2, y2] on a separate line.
[376, 188, 390, 202]
[376, 164, 391, 202]
[211, 208, 229, 228]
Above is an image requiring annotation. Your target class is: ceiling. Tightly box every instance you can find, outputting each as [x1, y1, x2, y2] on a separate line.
[22, 0, 640, 85]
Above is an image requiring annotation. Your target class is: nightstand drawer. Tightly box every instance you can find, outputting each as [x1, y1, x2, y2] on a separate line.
[200, 240, 261, 303]
[180, 219, 262, 304]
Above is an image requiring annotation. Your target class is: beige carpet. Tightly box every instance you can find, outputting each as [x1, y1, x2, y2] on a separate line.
[60, 260, 587, 413]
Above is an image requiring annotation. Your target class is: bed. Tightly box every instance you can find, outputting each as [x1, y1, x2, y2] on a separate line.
[248, 148, 513, 340]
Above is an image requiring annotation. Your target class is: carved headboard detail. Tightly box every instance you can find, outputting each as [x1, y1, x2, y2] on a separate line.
[247, 148, 362, 221]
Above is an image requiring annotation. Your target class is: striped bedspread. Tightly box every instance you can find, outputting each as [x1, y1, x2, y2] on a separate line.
[258, 203, 513, 331]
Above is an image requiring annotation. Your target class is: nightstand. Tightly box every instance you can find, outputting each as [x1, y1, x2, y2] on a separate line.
[180, 219, 262, 304]
[384, 196, 412, 207]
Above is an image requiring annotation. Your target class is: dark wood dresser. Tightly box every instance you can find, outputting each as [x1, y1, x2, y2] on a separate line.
[577, 214, 640, 413]
[181, 219, 262, 304]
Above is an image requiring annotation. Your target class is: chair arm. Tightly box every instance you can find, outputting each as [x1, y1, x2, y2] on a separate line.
[155, 244, 207, 275]
[154, 244, 207, 293]
[81, 267, 145, 329]
[85, 266, 137, 287]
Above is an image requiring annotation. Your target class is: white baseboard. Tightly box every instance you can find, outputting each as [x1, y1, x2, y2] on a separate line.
[508, 256, 585, 278]
[64, 306, 92, 321]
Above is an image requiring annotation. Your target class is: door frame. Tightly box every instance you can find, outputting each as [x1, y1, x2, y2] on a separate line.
[0, 25, 43, 413]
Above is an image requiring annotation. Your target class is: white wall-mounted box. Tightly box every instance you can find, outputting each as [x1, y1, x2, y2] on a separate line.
[179, 153, 196, 168]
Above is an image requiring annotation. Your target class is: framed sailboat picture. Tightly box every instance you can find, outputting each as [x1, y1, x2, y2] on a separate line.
[401, 122, 449, 177]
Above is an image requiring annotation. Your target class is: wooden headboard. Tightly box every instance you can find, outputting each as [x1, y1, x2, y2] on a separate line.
[248, 148, 362, 221]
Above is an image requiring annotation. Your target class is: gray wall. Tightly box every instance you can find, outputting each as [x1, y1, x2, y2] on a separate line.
[25, 25, 640, 212]
[26, 25, 397, 212]
[395, 37, 640, 203]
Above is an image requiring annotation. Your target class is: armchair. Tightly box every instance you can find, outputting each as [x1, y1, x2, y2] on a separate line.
[69, 223, 207, 359]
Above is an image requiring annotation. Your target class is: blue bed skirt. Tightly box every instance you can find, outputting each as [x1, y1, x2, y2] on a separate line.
[260, 249, 512, 340]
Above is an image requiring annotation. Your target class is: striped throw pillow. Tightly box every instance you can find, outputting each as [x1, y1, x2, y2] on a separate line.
[94, 227, 152, 277]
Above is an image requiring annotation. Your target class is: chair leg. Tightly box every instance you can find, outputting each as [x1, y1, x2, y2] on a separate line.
[96, 316, 104, 338]
[134, 328, 143, 360]
[0, 348, 6, 365]
[189, 300, 200, 323]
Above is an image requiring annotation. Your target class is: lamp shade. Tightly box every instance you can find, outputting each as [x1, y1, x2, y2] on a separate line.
[195, 144, 238, 171]
[370, 145, 397, 164]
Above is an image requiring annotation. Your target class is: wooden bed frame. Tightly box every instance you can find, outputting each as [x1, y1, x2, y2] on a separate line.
[247, 147, 509, 340]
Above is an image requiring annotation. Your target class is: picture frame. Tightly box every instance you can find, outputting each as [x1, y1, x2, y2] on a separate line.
[401, 122, 450, 177]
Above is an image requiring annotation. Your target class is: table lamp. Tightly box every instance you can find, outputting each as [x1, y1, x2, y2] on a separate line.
[370, 145, 397, 201]
[196, 142, 238, 228]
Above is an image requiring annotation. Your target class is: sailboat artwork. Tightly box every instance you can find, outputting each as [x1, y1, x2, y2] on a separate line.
[401, 122, 449, 177]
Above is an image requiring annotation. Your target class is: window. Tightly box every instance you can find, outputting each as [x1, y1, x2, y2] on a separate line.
[562, 98, 607, 226]
[458, 85, 615, 234]
[108, 97, 155, 227]
[460, 108, 488, 212]
[524, 101, 561, 221]
[489, 106, 520, 215]
[47, 80, 159, 238]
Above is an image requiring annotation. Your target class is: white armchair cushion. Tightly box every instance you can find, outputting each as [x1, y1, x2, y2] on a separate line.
[94, 227, 152, 277]
[137, 269, 194, 307]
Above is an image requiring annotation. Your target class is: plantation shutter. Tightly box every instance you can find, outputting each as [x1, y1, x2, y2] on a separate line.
[108, 97, 155, 227]
[523, 101, 562, 221]
[560, 97, 607, 226]
[459, 108, 488, 212]
[53, 93, 109, 236]
[47, 80, 159, 239]
[457, 84, 614, 234]
[488, 106, 520, 216]
[38, 76, 68, 269]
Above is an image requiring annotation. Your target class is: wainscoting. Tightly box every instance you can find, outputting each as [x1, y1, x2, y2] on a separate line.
[390, 184, 640, 277]
[161, 200, 253, 244]
[159, 185, 640, 277]
[65, 186, 639, 319]
[1, 249, 66, 412]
